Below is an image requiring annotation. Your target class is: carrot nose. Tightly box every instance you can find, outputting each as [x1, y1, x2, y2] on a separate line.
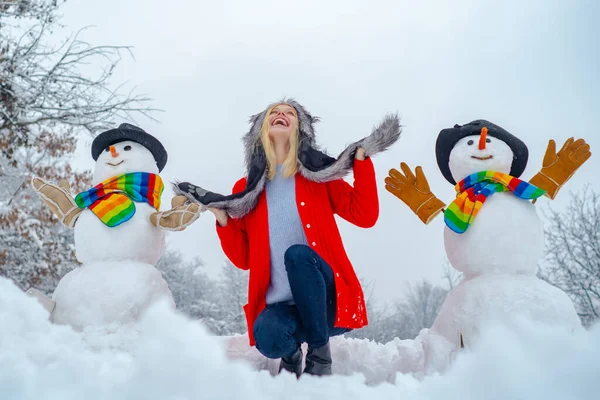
[478, 127, 488, 150]
[109, 145, 119, 158]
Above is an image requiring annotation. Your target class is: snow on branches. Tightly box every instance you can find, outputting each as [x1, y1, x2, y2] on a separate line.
[0, 0, 155, 293]
[539, 187, 600, 327]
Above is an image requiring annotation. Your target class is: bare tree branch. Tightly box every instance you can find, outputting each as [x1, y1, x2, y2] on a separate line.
[1, 0, 158, 293]
[539, 186, 600, 327]
[1, 3, 159, 161]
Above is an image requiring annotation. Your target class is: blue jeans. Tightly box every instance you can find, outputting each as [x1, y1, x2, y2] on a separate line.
[253, 245, 349, 359]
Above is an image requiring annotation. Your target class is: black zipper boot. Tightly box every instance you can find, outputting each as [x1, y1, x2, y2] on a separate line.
[304, 342, 332, 376]
[278, 347, 303, 378]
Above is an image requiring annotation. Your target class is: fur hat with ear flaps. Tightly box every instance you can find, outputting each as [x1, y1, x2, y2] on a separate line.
[174, 99, 401, 218]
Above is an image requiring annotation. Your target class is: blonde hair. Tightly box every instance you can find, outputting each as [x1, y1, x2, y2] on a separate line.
[260, 103, 299, 180]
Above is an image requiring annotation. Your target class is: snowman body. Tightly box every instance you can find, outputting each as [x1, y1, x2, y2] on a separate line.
[424, 129, 582, 372]
[442, 133, 545, 277]
[424, 272, 582, 373]
[51, 260, 173, 330]
[444, 192, 543, 276]
[51, 140, 174, 329]
[74, 205, 165, 265]
[431, 274, 582, 344]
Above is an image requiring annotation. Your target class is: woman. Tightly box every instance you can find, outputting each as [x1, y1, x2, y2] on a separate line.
[175, 100, 400, 377]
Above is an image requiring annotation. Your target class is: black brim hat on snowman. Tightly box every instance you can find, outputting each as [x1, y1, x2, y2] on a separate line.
[435, 119, 529, 185]
[91, 123, 168, 172]
[174, 98, 401, 218]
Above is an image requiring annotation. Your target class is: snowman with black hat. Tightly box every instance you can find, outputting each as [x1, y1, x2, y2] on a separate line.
[28, 123, 200, 330]
[385, 120, 591, 372]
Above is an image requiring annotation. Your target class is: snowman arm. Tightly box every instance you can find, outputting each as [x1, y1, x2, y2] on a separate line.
[385, 163, 446, 224]
[415, 196, 446, 224]
[31, 177, 82, 228]
[149, 201, 202, 232]
[529, 137, 592, 199]
[528, 172, 559, 200]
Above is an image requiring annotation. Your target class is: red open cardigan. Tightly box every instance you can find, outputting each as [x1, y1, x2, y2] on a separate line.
[216, 158, 379, 345]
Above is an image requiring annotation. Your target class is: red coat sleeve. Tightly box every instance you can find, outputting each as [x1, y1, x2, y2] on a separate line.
[326, 157, 379, 228]
[216, 178, 250, 270]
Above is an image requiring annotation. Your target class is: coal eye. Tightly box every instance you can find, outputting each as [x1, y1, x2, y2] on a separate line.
[104, 147, 110, 152]
[486, 138, 491, 143]
[124, 145, 132, 151]
[467, 140, 474, 146]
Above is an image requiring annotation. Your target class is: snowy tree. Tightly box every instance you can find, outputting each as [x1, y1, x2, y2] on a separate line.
[157, 252, 248, 336]
[347, 280, 448, 343]
[392, 280, 448, 339]
[345, 278, 398, 343]
[539, 187, 600, 327]
[155, 250, 220, 322]
[0, 0, 154, 293]
[211, 260, 248, 335]
[345, 298, 398, 343]
[442, 260, 464, 290]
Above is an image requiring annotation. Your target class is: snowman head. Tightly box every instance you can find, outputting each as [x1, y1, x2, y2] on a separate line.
[90, 123, 168, 185]
[448, 128, 515, 183]
[93, 141, 159, 184]
[436, 120, 529, 185]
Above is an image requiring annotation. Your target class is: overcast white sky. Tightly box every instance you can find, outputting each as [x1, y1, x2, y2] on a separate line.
[62, 0, 599, 302]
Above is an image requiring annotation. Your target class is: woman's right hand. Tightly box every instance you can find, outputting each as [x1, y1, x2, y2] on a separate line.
[209, 207, 228, 227]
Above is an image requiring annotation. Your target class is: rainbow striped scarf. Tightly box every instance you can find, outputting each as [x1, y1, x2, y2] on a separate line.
[75, 173, 164, 227]
[444, 171, 545, 234]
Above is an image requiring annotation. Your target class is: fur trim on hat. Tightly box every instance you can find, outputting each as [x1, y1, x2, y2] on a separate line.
[174, 99, 401, 218]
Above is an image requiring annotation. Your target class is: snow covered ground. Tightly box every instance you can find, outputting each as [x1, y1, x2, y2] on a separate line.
[1, 276, 598, 400]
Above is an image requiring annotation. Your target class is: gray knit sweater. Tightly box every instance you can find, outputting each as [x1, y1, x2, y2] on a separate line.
[265, 165, 308, 304]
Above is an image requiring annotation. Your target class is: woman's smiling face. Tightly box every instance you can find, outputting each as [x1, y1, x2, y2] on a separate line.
[268, 104, 298, 142]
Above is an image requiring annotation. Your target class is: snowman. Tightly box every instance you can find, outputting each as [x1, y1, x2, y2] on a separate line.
[385, 120, 591, 371]
[27, 123, 200, 330]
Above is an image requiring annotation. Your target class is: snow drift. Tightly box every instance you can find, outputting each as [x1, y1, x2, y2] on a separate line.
[0, 277, 598, 400]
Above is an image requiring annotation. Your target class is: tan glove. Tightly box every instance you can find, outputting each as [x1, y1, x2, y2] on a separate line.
[529, 137, 592, 199]
[31, 177, 82, 228]
[385, 162, 446, 224]
[149, 195, 202, 231]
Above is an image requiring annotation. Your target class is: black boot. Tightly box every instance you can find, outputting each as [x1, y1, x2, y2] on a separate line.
[278, 347, 303, 378]
[304, 342, 332, 376]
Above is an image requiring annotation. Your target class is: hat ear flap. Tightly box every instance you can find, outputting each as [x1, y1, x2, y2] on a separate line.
[249, 112, 263, 125]
[298, 117, 313, 140]
[243, 110, 269, 171]
[296, 110, 318, 145]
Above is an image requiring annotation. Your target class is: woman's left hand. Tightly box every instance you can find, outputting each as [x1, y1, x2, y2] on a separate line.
[355, 147, 366, 161]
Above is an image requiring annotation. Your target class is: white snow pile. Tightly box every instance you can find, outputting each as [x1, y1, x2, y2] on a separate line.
[1, 277, 598, 400]
[225, 330, 429, 384]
